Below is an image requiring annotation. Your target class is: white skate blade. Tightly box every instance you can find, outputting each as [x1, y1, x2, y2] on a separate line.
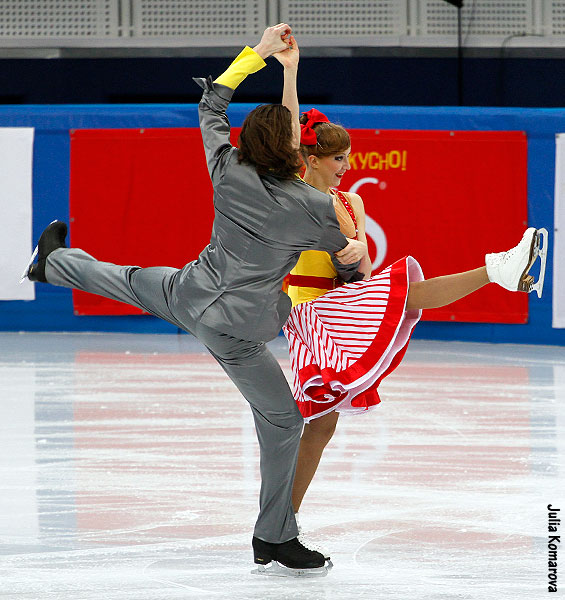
[19, 244, 38, 284]
[251, 559, 333, 578]
[530, 228, 548, 298]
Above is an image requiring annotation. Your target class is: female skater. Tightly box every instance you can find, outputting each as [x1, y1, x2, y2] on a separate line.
[274, 43, 546, 552]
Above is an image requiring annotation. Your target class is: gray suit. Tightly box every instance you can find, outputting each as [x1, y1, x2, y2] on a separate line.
[45, 76, 352, 543]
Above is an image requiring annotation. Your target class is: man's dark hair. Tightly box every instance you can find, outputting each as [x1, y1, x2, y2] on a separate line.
[238, 104, 303, 179]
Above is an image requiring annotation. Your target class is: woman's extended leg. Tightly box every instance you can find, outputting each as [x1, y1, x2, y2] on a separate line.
[406, 267, 489, 311]
[407, 227, 545, 310]
[292, 411, 340, 512]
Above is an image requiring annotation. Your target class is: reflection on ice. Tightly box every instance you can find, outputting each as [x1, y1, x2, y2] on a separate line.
[0, 333, 563, 599]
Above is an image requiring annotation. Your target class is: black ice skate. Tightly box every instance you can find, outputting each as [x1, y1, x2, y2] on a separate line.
[20, 220, 68, 284]
[251, 535, 332, 578]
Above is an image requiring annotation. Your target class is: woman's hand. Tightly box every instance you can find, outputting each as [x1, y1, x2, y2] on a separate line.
[253, 23, 292, 59]
[275, 34, 300, 148]
[334, 238, 368, 265]
[273, 35, 299, 70]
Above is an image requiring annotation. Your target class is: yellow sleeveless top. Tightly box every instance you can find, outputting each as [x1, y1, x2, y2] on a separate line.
[288, 190, 358, 306]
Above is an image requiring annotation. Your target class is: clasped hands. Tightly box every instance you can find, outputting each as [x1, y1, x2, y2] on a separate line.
[253, 23, 295, 60]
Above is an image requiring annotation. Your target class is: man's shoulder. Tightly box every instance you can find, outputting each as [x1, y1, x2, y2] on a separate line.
[276, 178, 331, 205]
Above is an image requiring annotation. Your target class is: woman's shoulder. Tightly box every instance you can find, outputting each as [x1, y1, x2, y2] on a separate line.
[337, 191, 366, 221]
[339, 190, 364, 209]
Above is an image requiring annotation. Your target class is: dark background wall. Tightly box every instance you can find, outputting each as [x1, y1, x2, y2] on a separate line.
[0, 54, 564, 107]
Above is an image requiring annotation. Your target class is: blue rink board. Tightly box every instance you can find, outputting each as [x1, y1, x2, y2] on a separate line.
[0, 103, 563, 345]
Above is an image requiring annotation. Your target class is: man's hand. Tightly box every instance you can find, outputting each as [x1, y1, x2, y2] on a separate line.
[273, 35, 299, 69]
[253, 23, 292, 59]
[335, 239, 368, 264]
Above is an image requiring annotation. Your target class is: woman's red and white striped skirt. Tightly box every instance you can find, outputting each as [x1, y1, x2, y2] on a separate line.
[283, 256, 424, 422]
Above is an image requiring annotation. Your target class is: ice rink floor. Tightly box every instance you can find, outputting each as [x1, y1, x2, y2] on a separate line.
[1, 331, 564, 600]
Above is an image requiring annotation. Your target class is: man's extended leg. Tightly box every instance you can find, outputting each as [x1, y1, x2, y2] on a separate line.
[45, 247, 186, 329]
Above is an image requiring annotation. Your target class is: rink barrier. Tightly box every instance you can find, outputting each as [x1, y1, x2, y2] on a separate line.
[0, 103, 562, 345]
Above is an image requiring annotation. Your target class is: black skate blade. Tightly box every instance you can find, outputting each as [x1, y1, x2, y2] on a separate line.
[251, 559, 332, 578]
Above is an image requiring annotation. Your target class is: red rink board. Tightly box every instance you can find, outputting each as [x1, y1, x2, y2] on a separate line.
[69, 127, 527, 323]
[69, 127, 217, 316]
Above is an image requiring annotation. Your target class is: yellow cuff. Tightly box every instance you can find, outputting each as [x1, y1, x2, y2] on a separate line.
[214, 46, 267, 90]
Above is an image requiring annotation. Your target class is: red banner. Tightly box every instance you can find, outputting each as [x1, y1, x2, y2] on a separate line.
[70, 128, 217, 315]
[345, 129, 528, 323]
[70, 127, 527, 323]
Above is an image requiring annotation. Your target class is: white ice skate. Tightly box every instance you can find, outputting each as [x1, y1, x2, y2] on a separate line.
[296, 513, 332, 562]
[485, 227, 548, 298]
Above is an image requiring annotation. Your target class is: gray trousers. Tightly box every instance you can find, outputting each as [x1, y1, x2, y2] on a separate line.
[46, 248, 302, 543]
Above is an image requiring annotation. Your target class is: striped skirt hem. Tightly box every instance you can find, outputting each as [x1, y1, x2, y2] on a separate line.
[283, 256, 424, 422]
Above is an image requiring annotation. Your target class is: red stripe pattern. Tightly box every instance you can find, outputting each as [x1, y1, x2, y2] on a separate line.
[283, 256, 424, 422]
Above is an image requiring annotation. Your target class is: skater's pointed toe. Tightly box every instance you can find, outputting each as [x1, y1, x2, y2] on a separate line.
[40, 220, 68, 251]
[21, 219, 68, 284]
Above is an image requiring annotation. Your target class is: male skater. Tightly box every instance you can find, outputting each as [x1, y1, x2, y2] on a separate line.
[22, 24, 364, 577]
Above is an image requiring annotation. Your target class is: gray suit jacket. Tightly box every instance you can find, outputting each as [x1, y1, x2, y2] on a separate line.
[171, 76, 355, 342]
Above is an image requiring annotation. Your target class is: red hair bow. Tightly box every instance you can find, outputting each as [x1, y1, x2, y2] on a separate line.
[300, 108, 329, 145]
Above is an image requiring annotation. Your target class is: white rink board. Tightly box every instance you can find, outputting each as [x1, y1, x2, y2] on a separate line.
[554, 134, 565, 327]
[0, 127, 35, 300]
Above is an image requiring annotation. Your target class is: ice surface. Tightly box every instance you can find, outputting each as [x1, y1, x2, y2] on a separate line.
[1, 332, 563, 599]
